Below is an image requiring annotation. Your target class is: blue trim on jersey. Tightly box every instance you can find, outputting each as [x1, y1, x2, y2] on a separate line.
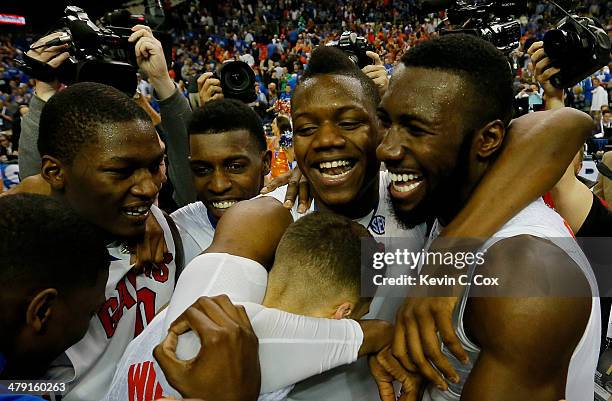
[314, 198, 384, 235]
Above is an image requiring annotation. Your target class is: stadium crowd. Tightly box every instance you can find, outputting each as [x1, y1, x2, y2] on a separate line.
[0, 0, 611, 400]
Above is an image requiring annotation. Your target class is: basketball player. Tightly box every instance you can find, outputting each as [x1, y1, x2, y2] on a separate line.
[0, 194, 108, 381]
[37, 82, 182, 401]
[378, 34, 598, 401]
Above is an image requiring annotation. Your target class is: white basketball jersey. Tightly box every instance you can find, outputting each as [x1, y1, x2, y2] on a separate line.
[265, 171, 428, 401]
[423, 198, 600, 401]
[45, 206, 178, 401]
[170, 201, 217, 264]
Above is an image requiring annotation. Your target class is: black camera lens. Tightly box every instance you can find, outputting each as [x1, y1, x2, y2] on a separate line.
[219, 61, 257, 103]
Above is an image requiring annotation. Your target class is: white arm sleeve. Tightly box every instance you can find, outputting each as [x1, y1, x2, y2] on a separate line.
[243, 302, 363, 393]
[165, 253, 364, 394]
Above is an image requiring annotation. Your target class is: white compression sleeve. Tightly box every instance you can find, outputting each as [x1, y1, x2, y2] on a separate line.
[243, 302, 363, 393]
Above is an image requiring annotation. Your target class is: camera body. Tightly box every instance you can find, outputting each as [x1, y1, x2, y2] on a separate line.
[54, 6, 140, 95]
[440, 0, 525, 53]
[213, 60, 257, 103]
[328, 31, 375, 69]
[21, 6, 171, 95]
[544, 15, 611, 89]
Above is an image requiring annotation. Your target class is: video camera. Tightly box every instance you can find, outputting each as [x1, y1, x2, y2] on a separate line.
[19, 5, 172, 95]
[327, 31, 375, 69]
[422, 0, 525, 53]
[544, 12, 611, 88]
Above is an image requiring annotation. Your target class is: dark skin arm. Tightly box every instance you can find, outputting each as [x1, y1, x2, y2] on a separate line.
[393, 106, 594, 388]
[461, 235, 591, 400]
[205, 196, 294, 268]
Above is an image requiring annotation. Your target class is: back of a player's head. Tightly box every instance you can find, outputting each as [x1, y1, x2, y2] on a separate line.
[267, 212, 371, 318]
[0, 194, 109, 296]
[38, 82, 151, 165]
[0, 194, 110, 376]
[401, 34, 514, 127]
[296, 46, 380, 110]
[189, 98, 266, 151]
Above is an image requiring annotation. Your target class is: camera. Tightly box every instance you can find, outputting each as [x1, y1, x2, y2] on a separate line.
[544, 15, 611, 89]
[213, 60, 257, 103]
[20, 6, 171, 95]
[327, 31, 375, 69]
[422, 0, 525, 53]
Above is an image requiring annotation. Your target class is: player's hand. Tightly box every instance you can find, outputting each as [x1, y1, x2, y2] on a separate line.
[393, 296, 467, 391]
[197, 72, 224, 105]
[527, 41, 563, 106]
[131, 213, 169, 273]
[260, 167, 312, 213]
[154, 295, 260, 401]
[129, 25, 175, 100]
[370, 347, 424, 401]
[362, 51, 388, 97]
[27, 32, 70, 100]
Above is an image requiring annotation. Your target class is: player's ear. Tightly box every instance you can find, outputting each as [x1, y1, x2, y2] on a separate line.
[26, 288, 58, 333]
[41, 155, 67, 191]
[332, 302, 353, 320]
[474, 120, 505, 159]
[262, 150, 272, 176]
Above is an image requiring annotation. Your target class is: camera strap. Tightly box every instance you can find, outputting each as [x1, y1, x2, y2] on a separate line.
[18, 53, 60, 83]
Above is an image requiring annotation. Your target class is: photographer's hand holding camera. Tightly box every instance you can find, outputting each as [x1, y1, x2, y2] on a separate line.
[362, 51, 389, 96]
[197, 72, 224, 104]
[129, 25, 198, 206]
[528, 41, 564, 110]
[18, 32, 71, 179]
[129, 25, 175, 101]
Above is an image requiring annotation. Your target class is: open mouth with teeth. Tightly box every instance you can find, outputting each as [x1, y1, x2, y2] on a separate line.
[389, 172, 424, 194]
[315, 159, 356, 179]
[211, 200, 237, 210]
[122, 205, 151, 218]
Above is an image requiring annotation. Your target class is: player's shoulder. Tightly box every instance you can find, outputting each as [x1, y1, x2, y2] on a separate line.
[231, 195, 293, 223]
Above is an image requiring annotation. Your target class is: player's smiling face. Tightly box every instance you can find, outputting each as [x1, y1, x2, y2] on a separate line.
[60, 120, 165, 239]
[189, 129, 271, 221]
[377, 66, 473, 227]
[291, 74, 381, 209]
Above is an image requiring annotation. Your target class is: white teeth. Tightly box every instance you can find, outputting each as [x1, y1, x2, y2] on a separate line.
[212, 200, 237, 209]
[322, 170, 351, 179]
[392, 181, 421, 193]
[124, 205, 150, 216]
[390, 172, 421, 183]
[319, 159, 351, 170]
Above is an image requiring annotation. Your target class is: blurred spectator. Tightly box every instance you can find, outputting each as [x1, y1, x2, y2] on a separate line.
[0, 98, 13, 135]
[0, 133, 16, 162]
[591, 77, 609, 118]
